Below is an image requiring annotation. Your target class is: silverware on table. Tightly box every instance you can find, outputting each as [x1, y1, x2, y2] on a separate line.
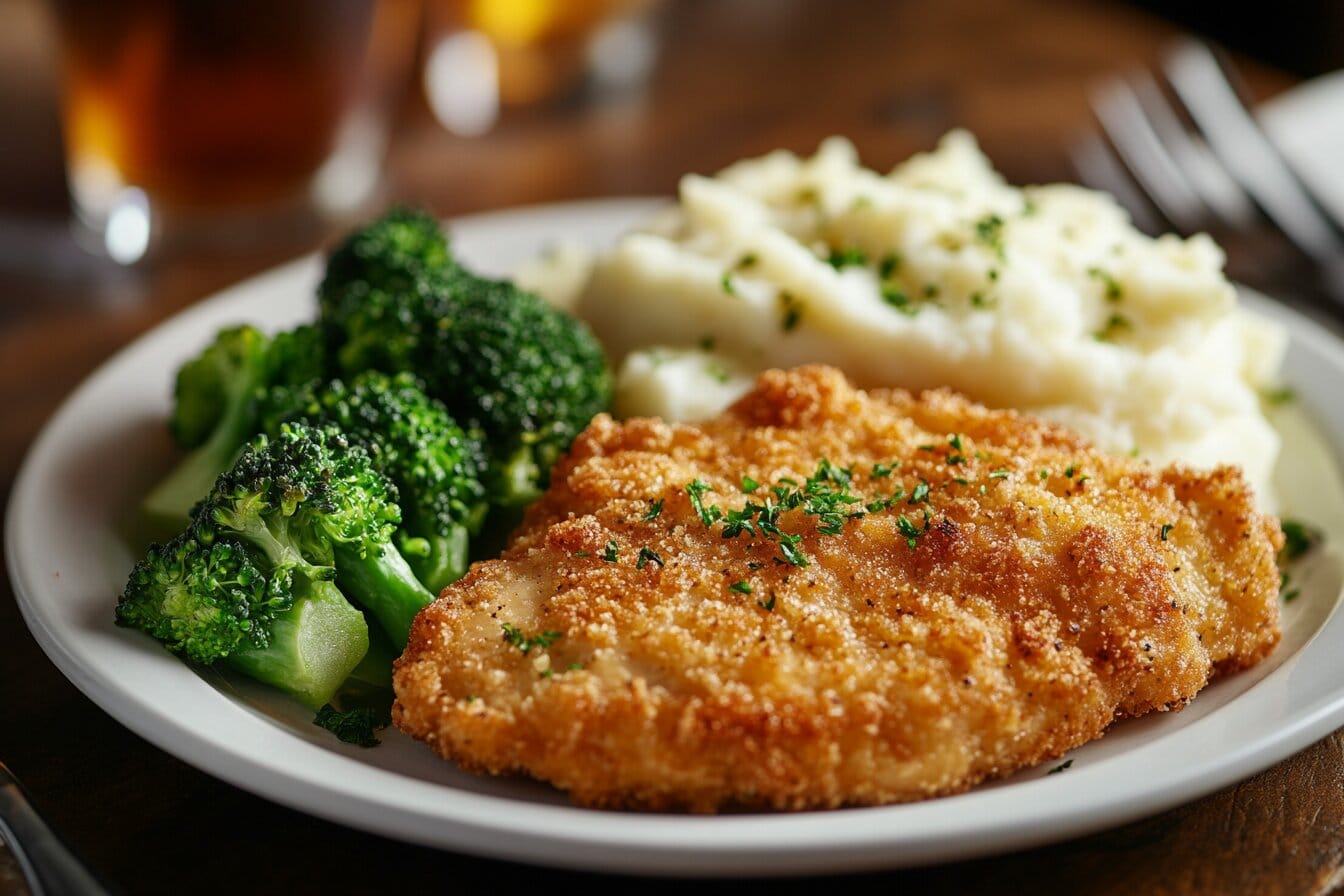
[0, 761, 112, 896]
[1072, 39, 1344, 317]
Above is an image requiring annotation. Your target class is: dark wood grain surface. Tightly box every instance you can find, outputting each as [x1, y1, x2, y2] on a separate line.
[1, 1, 1338, 893]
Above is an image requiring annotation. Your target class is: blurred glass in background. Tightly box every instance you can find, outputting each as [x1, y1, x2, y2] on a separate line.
[422, 0, 660, 136]
[51, 0, 419, 264]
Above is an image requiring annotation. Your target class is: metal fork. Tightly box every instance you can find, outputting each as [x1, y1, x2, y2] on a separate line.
[0, 761, 112, 895]
[1074, 40, 1344, 315]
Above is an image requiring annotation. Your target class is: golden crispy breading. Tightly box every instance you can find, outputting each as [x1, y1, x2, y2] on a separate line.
[393, 365, 1282, 812]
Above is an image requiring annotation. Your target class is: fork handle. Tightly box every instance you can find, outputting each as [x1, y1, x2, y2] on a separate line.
[0, 763, 112, 896]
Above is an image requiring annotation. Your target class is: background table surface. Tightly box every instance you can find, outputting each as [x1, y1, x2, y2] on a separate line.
[2, 1, 1342, 893]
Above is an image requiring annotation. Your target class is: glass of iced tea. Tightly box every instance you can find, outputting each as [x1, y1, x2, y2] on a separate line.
[52, 0, 419, 263]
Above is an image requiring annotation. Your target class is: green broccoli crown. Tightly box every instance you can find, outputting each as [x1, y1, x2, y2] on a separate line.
[320, 206, 450, 305]
[115, 532, 290, 665]
[264, 324, 329, 390]
[318, 207, 454, 375]
[169, 324, 270, 450]
[426, 273, 611, 468]
[146, 323, 332, 529]
[263, 371, 488, 535]
[197, 420, 432, 649]
[317, 208, 611, 507]
[204, 423, 401, 566]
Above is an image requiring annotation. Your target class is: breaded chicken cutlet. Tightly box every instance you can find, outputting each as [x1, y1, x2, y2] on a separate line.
[394, 365, 1283, 812]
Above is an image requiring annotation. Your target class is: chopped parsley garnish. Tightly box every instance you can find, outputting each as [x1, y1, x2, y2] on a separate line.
[778, 291, 804, 332]
[879, 252, 902, 279]
[1094, 313, 1132, 341]
[699, 335, 716, 351]
[988, 469, 1010, 480]
[1281, 571, 1300, 603]
[729, 580, 753, 594]
[974, 213, 1006, 259]
[778, 535, 810, 568]
[881, 283, 912, 312]
[826, 247, 869, 269]
[705, 361, 730, 384]
[1047, 759, 1073, 775]
[737, 252, 758, 269]
[636, 546, 665, 570]
[758, 593, 777, 612]
[601, 539, 620, 563]
[1160, 524, 1174, 541]
[720, 272, 737, 296]
[895, 510, 932, 549]
[871, 462, 894, 478]
[1280, 519, 1322, 563]
[573, 551, 590, 558]
[1263, 385, 1296, 405]
[686, 479, 722, 525]
[686, 460, 945, 565]
[501, 622, 562, 655]
[313, 704, 387, 748]
[642, 499, 664, 521]
[923, 283, 940, 298]
[1087, 266, 1123, 302]
[1064, 465, 1076, 478]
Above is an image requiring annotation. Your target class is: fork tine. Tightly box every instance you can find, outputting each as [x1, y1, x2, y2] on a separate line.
[1126, 70, 1260, 232]
[1164, 41, 1344, 269]
[1089, 77, 1207, 233]
[1068, 132, 1167, 235]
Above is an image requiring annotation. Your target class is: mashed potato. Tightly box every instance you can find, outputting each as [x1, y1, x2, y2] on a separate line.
[563, 133, 1287, 504]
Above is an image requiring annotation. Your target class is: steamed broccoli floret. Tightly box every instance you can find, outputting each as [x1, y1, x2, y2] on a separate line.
[143, 323, 328, 528]
[420, 272, 611, 506]
[318, 209, 612, 507]
[169, 326, 259, 450]
[320, 206, 451, 312]
[119, 423, 437, 709]
[319, 207, 455, 376]
[201, 422, 435, 649]
[116, 529, 369, 711]
[261, 371, 489, 593]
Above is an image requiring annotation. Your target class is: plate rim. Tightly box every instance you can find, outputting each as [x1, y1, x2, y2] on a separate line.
[9, 195, 1344, 876]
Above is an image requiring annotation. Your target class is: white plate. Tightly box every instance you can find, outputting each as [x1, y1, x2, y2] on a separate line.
[1260, 68, 1344, 225]
[8, 195, 1344, 877]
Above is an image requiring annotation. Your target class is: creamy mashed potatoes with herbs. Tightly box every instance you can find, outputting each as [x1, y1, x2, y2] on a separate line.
[538, 133, 1287, 503]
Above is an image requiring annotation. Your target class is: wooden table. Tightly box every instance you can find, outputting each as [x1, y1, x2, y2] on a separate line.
[1, 1, 1337, 893]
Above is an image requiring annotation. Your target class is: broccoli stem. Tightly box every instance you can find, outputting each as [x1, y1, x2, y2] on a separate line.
[407, 526, 470, 595]
[345, 626, 398, 690]
[333, 542, 435, 648]
[143, 351, 268, 528]
[224, 578, 369, 710]
[489, 444, 543, 508]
